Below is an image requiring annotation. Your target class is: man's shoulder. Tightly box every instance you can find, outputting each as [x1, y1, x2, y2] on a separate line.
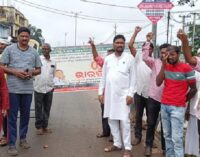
[179, 62, 193, 72]
[105, 53, 114, 61]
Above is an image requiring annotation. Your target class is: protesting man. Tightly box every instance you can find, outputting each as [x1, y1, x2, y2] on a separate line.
[128, 26, 152, 146]
[34, 43, 56, 135]
[0, 27, 42, 156]
[99, 34, 135, 157]
[88, 38, 114, 138]
[156, 45, 197, 157]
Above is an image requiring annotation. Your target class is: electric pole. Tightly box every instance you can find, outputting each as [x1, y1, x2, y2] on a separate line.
[190, 13, 200, 51]
[166, 11, 170, 43]
[152, 24, 157, 58]
[179, 14, 191, 31]
[64, 33, 67, 47]
[170, 24, 174, 45]
[114, 24, 117, 36]
[72, 11, 82, 47]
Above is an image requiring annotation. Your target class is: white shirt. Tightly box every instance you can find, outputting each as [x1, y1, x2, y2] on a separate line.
[34, 56, 56, 93]
[134, 52, 152, 98]
[98, 52, 136, 120]
[190, 71, 200, 118]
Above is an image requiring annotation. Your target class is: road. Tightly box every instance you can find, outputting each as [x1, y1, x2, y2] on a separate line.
[0, 91, 164, 157]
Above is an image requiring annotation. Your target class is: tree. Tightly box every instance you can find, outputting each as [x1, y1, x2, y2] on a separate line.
[177, 0, 199, 6]
[28, 24, 44, 46]
[188, 24, 200, 55]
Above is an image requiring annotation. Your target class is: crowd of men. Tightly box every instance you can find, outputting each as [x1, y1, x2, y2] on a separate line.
[0, 25, 200, 157]
[89, 26, 200, 157]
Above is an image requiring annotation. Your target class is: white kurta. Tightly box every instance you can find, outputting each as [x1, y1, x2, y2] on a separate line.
[98, 52, 136, 121]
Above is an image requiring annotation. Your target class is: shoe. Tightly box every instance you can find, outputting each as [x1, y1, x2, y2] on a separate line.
[43, 128, 52, 134]
[0, 137, 7, 146]
[19, 139, 30, 149]
[8, 146, 18, 156]
[144, 146, 152, 156]
[132, 138, 141, 146]
[36, 128, 44, 135]
[123, 150, 132, 157]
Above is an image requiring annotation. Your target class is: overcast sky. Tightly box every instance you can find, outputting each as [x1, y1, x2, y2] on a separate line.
[2, 0, 200, 47]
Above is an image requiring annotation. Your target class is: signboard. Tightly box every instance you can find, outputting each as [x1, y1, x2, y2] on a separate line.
[138, 0, 174, 24]
[51, 42, 143, 92]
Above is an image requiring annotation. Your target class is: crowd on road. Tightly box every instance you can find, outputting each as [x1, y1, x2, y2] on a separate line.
[0, 26, 200, 157]
[89, 26, 200, 157]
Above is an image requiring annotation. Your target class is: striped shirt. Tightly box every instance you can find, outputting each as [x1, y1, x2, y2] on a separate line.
[161, 62, 196, 107]
[0, 43, 42, 94]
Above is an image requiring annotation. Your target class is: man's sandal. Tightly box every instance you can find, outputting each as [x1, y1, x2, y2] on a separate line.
[104, 145, 122, 152]
[0, 137, 7, 146]
[123, 150, 132, 157]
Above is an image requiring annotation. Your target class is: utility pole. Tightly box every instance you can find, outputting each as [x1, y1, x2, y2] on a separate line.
[166, 11, 170, 43]
[72, 11, 81, 47]
[179, 14, 191, 31]
[170, 24, 174, 45]
[190, 13, 199, 51]
[64, 32, 67, 47]
[114, 24, 117, 36]
[152, 23, 157, 58]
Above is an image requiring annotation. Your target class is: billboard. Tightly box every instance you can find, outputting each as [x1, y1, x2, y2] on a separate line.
[51, 42, 143, 92]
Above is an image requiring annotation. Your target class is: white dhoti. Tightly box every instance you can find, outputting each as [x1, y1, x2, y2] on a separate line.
[185, 115, 200, 157]
[108, 118, 132, 150]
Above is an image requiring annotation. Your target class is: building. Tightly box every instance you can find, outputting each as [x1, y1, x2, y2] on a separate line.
[0, 23, 9, 38]
[0, 6, 28, 37]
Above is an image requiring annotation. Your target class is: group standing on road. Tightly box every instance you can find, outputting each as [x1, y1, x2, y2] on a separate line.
[0, 25, 200, 157]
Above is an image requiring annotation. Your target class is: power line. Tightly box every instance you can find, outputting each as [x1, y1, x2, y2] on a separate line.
[80, 0, 137, 9]
[13, 0, 144, 23]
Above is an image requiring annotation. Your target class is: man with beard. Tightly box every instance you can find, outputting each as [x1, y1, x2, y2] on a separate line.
[156, 45, 197, 157]
[98, 35, 135, 157]
[0, 27, 42, 156]
[142, 41, 170, 156]
[128, 27, 152, 146]
[34, 43, 56, 135]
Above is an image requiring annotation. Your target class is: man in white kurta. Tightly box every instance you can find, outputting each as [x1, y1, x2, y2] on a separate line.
[98, 35, 135, 156]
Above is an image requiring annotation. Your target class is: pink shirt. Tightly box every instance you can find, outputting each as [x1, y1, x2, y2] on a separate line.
[94, 55, 104, 68]
[142, 45, 164, 102]
[194, 56, 200, 72]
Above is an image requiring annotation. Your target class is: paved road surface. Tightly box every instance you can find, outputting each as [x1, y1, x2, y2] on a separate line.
[0, 91, 164, 157]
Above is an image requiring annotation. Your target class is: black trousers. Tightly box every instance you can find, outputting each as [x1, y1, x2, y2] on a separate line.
[2, 116, 7, 137]
[134, 93, 148, 139]
[34, 90, 53, 129]
[145, 98, 165, 150]
[101, 104, 110, 136]
[198, 119, 200, 152]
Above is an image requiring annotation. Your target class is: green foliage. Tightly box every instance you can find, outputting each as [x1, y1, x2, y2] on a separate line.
[188, 24, 200, 55]
[28, 24, 44, 46]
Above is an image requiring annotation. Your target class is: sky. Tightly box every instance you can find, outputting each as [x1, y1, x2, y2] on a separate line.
[2, 0, 200, 47]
